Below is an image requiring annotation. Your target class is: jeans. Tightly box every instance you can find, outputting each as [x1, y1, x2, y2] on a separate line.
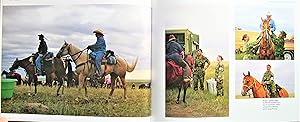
[35, 55, 42, 75]
[90, 51, 105, 74]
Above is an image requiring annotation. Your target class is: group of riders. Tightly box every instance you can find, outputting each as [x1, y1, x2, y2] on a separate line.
[166, 35, 225, 96]
[241, 11, 288, 60]
[32, 29, 106, 78]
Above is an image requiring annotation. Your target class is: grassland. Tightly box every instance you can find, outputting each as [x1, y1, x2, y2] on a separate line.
[235, 93, 295, 99]
[1, 82, 150, 117]
[166, 61, 229, 117]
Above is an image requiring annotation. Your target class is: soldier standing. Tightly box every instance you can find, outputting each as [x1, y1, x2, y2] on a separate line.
[215, 55, 224, 96]
[262, 64, 277, 98]
[273, 31, 286, 60]
[193, 49, 210, 91]
[242, 34, 260, 60]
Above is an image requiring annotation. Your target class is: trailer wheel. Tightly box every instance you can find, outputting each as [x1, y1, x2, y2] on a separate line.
[283, 51, 293, 60]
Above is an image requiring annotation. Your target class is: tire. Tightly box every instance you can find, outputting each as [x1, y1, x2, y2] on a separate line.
[283, 51, 293, 60]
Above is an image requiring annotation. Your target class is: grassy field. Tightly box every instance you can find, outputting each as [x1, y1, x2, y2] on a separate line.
[1, 82, 150, 117]
[236, 93, 295, 99]
[166, 61, 229, 117]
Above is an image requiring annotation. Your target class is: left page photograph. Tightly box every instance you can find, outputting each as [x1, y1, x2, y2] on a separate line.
[1, 2, 151, 120]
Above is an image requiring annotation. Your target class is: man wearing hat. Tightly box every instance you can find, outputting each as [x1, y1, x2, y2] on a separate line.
[242, 34, 260, 60]
[193, 49, 210, 91]
[87, 29, 106, 76]
[166, 34, 190, 82]
[260, 11, 276, 34]
[35, 34, 48, 75]
[273, 31, 287, 60]
[262, 64, 277, 98]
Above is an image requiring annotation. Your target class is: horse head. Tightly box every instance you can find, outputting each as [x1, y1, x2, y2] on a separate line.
[56, 41, 71, 58]
[9, 58, 20, 71]
[241, 71, 255, 96]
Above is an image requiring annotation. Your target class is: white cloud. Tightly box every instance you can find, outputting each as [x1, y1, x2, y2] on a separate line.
[2, 5, 151, 79]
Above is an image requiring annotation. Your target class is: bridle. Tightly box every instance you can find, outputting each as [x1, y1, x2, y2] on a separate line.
[58, 43, 87, 63]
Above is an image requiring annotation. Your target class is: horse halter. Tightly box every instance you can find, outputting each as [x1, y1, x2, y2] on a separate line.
[243, 79, 256, 92]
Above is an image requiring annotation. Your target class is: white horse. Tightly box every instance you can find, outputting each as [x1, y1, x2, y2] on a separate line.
[56, 41, 138, 101]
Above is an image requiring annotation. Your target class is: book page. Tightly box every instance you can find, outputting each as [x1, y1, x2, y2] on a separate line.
[0, 0, 151, 121]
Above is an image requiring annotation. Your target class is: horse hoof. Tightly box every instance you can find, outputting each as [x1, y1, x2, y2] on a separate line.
[176, 101, 179, 104]
[57, 94, 60, 96]
[75, 98, 79, 102]
[83, 97, 89, 101]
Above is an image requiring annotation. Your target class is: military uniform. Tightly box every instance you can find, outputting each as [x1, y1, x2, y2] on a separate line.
[193, 55, 210, 90]
[243, 39, 260, 60]
[262, 71, 277, 98]
[215, 62, 224, 96]
[273, 37, 285, 60]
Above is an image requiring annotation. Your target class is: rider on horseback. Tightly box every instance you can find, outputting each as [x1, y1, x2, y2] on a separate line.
[35, 34, 53, 75]
[258, 11, 276, 40]
[87, 29, 106, 76]
[166, 35, 190, 82]
[262, 64, 277, 98]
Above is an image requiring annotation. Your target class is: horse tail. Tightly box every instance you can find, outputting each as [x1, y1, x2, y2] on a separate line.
[126, 57, 138, 72]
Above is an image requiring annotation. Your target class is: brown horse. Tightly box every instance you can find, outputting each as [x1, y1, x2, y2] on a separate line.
[56, 41, 138, 101]
[166, 54, 194, 103]
[9, 56, 66, 95]
[241, 71, 289, 98]
[259, 18, 275, 60]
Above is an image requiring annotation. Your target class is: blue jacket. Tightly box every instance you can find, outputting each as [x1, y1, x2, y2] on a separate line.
[89, 36, 106, 52]
[166, 39, 183, 57]
[260, 19, 276, 32]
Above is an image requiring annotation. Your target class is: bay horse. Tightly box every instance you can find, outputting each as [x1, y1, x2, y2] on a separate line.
[9, 56, 66, 95]
[56, 41, 138, 101]
[1, 70, 23, 85]
[241, 71, 289, 98]
[166, 54, 194, 103]
[259, 18, 275, 60]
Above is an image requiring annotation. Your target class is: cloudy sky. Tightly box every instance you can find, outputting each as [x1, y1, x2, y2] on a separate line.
[235, 61, 295, 95]
[159, 1, 231, 61]
[2, 5, 151, 80]
[235, 0, 295, 35]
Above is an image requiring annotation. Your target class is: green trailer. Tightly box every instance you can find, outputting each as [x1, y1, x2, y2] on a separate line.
[165, 29, 200, 56]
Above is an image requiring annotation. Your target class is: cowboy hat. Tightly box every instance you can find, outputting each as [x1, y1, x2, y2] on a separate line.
[266, 11, 272, 16]
[93, 29, 104, 35]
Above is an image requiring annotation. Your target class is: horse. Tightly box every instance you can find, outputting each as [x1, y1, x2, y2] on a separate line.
[56, 41, 138, 101]
[166, 54, 194, 103]
[1, 70, 23, 85]
[241, 71, 289, 98]
[259, 18, 275, 60]
[9, 55, 66, 95]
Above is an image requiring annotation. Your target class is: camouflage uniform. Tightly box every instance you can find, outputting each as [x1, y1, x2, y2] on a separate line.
[243, 39, 260, 60]
[262, 71, 277, 98]
[273, 37, 285, 60]
[215, 62, 224, 96]
[193, 55, 210, 90]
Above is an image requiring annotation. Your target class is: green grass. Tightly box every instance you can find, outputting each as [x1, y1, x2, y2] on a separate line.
[1, 82, 151, 117]
[166, 61, 229, 117]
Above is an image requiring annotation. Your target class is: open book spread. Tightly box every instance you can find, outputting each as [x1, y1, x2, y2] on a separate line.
[0, 0, 299, 122]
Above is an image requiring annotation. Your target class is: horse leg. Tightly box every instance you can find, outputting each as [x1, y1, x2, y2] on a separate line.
[183, 83, 188, 103]
[34, 75, 38, 95]
[84, 78, 88, 98]
[76, 73, 85, 101]
[120, 76, 127, 99]
[176, 83, 181, 104]
[107, 73, 117, 102]
[56, 77, 63, 96]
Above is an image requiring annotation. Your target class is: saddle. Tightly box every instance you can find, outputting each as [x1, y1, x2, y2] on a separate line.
[31, 52, 54, 75]
[89, 50, 117, 65]
[166, 60, 183, 82]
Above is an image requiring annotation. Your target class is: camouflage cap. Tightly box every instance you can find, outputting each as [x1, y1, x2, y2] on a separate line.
[280, 31, 287, 37]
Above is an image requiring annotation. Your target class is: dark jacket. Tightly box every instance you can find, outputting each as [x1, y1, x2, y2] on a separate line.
[166, 39, 183, 57]
[38, 39, 48, 55]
